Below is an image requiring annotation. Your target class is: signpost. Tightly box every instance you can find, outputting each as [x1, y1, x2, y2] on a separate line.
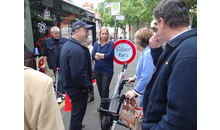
[116, 16, 124, 20]
[112, 2, 120, 42]
[111, 2, 120, 15]
[114, 40, 136, 65]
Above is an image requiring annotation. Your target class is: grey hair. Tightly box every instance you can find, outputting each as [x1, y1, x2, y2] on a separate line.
[87, 36, 92, 45]
[51, 26, 60, 33]
[154, 0, 190, 28]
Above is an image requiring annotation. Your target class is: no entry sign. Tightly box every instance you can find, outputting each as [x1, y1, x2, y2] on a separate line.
[114, 39, 136, 65]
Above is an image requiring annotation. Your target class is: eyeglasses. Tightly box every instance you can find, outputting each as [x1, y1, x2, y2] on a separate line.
[154, 19, 161, 27]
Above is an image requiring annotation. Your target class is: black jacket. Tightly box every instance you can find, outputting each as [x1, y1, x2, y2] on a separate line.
[142, 29, 197, 130]
[60, 37, 92, 97]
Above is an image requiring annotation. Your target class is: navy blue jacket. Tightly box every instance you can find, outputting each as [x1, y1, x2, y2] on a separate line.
[43, 37, 67, 70]
[92, 40, 114, 74]
[142, 29, 197, 130]
[60, 37, 92, 97]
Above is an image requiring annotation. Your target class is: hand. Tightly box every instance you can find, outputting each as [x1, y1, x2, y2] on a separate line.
[127, 76, 136, 83]
[41, 63, 46, 68]
[125, 90, 137, 99]
[95, 55, 101, 60]
[149, 32, 163, 49]
[95, 52, 104, 60]
[95, 52, 100, 57]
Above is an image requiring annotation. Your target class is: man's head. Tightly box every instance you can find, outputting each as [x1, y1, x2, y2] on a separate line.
[51, 26, 60, 40]
[83, 36, 92, 47]
[72, 21, 93, 44]
[153, 0, 190, 42]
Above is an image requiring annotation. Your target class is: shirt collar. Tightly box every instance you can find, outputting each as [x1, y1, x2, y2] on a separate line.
[145, 45, 150, 51]
[141, 45, 150, 56]
[88, 44, 92, 48]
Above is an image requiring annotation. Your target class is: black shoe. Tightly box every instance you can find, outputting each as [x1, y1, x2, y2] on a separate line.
[87, 97, 94, 103]
[82, 123, 85, 129]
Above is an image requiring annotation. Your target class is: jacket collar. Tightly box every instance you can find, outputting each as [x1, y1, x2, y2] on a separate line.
[167, 28, 197, 47]
[69, 37, 86, 48]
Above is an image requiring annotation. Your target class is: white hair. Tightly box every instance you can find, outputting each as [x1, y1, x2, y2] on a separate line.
[51, 26, 60, 33]
[87, 36, 92, 45]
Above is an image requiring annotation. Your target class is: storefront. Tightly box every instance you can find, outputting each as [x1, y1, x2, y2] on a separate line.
[25, 0, 100, 54]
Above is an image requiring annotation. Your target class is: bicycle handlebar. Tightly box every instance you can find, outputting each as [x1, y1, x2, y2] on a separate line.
[123, 79, 135, 83]
[122, 63, 128, 72]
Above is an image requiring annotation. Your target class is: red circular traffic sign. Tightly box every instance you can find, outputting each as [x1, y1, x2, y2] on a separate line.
[114, 39, 136, 65]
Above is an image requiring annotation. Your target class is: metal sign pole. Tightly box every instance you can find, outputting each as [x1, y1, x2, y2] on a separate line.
[114, 15, 117, 42]
[112, 2, 120, 42]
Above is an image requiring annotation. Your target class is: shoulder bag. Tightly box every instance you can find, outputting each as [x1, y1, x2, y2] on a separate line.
[120, 98, 143, 130]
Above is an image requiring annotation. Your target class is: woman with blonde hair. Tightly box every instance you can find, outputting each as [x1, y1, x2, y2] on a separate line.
[92, 27, 114, 110]
[125, 28, 156, 107]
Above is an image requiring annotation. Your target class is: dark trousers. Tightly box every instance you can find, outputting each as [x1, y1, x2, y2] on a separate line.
[88, 85, 94, 98]
[53, 70, 64, 94]
[88, 71, 95, 98]
[69, 91, 88, 130]
[95, 72, 113, 109]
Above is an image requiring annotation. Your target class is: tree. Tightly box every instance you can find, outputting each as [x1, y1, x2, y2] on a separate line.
[143, 0, 197, 28]
[187, 0, 197, 28]
[96, 0, 197, 40]
[142, 0, 161, 23]
[97, 0, 151, 40]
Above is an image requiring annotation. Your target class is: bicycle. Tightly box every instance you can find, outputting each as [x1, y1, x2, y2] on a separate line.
[98, 63, 136, 130]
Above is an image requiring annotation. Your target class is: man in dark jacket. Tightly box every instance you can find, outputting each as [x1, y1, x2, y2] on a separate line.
[60, 21, 93, 130]
[142, 0, 197, 129]
[42, 26, 67, 95]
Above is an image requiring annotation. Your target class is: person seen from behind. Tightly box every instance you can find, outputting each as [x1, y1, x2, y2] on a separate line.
[24, 16, 64, 129]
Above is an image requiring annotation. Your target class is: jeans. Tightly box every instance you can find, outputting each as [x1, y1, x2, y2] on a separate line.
[53, 70, 64, 94]
[88, 71, 95, 98]
[69, 91, 88, 130]
[95, 72, 113, 110]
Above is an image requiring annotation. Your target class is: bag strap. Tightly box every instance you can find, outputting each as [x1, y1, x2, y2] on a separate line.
[126, 98, 137, 107]
[125, 98, 138, 114]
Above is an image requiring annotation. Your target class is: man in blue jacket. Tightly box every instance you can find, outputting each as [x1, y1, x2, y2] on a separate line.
[60, 21, 93, 130]
[142, 0, 197, 129]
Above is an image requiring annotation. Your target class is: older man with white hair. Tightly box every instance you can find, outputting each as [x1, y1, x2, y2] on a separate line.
[83, 36, 95, 103]
[42, 26, 67, 97]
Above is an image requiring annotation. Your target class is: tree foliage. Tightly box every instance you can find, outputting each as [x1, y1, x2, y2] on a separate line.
[97, 0, 157, 39]
[96, 0, 197, 30]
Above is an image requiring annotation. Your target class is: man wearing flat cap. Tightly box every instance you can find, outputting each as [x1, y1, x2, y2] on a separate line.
[60, 21, 93, 130]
